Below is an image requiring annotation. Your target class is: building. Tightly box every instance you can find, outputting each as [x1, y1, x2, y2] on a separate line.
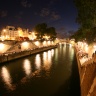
[1, 26, 19, 40]
[1, 26, 29, 40]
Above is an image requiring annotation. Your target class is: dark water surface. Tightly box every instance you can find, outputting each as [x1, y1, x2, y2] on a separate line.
[0, 44, 81, 96]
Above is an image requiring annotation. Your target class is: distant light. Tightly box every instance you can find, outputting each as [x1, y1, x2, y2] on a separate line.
[21, 42, 29, 49]
[22, 42, 28, 46]
[35, 54, 41, 69]
[43, 41, 47, 45]
[94, 45, 96, 49]
[3, 29, 6, 32]
[0, 43, 4, 50]
[34, 41, 40, 46]
[48, 41, 51, 45]
[23, 59, 31, 75]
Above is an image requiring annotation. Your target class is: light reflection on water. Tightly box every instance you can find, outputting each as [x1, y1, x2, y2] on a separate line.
[35, 54, 41, 70]
[43, 51, 51, 71]
[51, 49, 54, 56]
[0, 45, 70, 90]
[0, 44, 80, 96]
[1, 66, 15, 90]
[23, 59, 31, 76]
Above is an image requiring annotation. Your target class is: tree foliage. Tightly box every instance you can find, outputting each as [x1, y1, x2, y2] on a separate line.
[74, 0, 96, 29]
[34, 23, 47, 38]
[46, 27, 57, 38]
[34, 23, 57, 40]
[71, 0, 96, 43]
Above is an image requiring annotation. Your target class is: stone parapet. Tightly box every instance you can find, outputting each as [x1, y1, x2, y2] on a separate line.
[0, 45, 57, 63]
[75, 45, 96, 96]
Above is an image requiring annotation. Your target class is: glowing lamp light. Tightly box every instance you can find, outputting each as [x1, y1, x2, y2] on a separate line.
[0, 43, 4, 50]
[48, 41, 51, 45]
[3, 29, 6, 32]
[94, 45, 96, 49]
[21, 42, 29, 49]
[34, 41, 40, 46]
[43, 41, 47, 46]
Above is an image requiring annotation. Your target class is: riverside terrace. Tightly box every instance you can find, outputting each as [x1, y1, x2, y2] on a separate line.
[75, 43, 96, 96]
[0, 40, 58, 63]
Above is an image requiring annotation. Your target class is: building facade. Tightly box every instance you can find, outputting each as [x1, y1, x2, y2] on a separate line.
[1, 26, 29, 40]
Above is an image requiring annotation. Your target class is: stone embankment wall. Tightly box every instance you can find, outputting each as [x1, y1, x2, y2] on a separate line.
[75, 46, 96, 96]
[0, 45, 57, 63]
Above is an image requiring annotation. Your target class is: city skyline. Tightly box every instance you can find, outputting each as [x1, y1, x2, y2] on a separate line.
[0, 0, 79, 38]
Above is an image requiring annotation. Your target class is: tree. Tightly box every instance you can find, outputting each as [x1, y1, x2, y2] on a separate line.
[34, 23, 57, 40]
[46, 27, 57, 39]
[72, 0, 96, 43]
[34, 23, 47, 39]
[74, 0, 96, 29]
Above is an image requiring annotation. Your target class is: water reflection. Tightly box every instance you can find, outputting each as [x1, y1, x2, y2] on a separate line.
[43, 50, 53, 71]
[0, 44, 80, 96]
[68, 44, 74, 61]
[23, 59, 31, 76]
[51, 49, 54, 56]
[55, 48, 58, 61]
[43, 52, 48, 67]
[48, 50, 51, 64]
[1, 66, 15, 90]
[63, 43, 66, 54]
[35, 54, 41, 69]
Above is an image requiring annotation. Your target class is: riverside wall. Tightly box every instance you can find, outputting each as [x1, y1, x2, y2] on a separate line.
[0, 45, 57, 64]
[75, 46, 96, 96]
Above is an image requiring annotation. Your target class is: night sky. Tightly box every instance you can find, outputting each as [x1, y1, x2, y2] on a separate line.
[0, 0, 79, 38]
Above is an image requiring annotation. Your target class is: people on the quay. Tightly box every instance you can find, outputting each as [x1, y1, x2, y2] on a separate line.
[93, 51, 96, 63]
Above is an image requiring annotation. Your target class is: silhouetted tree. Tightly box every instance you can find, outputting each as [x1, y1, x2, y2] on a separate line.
[34, 23, 57, 40]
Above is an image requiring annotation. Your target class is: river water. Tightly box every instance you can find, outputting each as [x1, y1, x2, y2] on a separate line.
[0, 44, 81, 96]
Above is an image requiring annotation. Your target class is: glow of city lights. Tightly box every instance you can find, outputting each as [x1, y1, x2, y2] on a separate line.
[84, 44, 88, 53]
[48, 41, 51, 45]
[18, 29, 23, 37]
[21, 42, 29, 49]
[35, 54, 41, 69]
[3, 29, 6, 32]
[34, 41, 40, 46]
[29, 32, 37, 40]
[43, 35, 50, 40]
[93, 45, 96, 49]
[23, 59, 31, 76]
[43, 41, 47, 46]
[1, 36, 5, 41]
[1, 66, 13, 90]
[0, 43, 4, 50]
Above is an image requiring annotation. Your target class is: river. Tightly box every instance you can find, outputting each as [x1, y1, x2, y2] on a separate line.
[0, 43, 81, 96]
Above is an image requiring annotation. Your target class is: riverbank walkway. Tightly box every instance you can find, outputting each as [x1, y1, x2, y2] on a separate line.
[75, 44, 96, 67]
[0, 40, 57, 63]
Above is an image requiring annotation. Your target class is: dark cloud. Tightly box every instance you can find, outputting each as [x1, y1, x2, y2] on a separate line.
[49, 0, 60, 5]
[21, 0, 31, 8]
[40, 8, 50, 17]
[51, 12, 60, 20]
[15, 12, 23, 20]
[0, 10, 7, 17]
[59, 27, 66, 31]
[39, 8, 60, 20]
